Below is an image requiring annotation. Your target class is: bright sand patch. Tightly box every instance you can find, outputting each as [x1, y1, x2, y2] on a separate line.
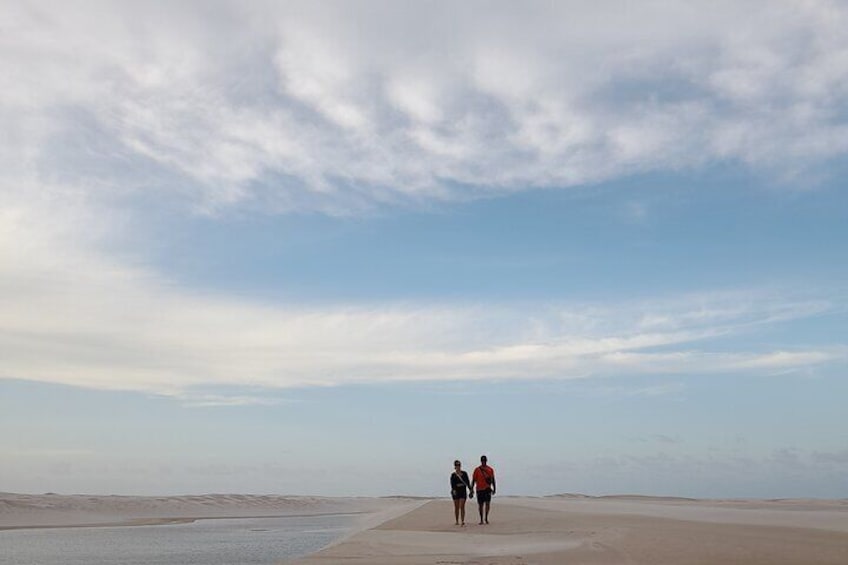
[286, 496, 848, 564]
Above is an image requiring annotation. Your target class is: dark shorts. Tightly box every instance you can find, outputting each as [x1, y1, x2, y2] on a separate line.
[476, 489, 492, 504]
[451, 488, 467, 500]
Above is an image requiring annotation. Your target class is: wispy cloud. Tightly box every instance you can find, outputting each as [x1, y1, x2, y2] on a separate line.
[177, 394, 289, 408]
[3, 1, 848, 216]
[1, 1, 846, 401]
[0, 201, 842, 397]
[812, 449, 848, 465]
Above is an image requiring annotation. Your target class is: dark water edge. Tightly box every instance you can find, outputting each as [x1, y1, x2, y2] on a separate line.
[0, 513, 358, 565]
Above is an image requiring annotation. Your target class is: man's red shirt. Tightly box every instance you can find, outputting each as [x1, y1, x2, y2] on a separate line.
[472, 465, 495, 491]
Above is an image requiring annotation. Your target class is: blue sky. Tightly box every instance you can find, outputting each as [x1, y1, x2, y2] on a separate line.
[1, 0, 847, 498]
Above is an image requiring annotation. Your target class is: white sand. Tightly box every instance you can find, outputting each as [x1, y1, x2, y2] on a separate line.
[288, 495, 848, 564]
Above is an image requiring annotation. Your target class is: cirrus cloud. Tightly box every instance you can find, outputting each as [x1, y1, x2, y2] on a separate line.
[2, 1, 846, 401]
[0, 198, 843, 399]
[2, 0, 848, 216]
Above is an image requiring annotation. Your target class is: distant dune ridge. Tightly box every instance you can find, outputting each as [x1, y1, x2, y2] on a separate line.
[0, 492, 419, 530]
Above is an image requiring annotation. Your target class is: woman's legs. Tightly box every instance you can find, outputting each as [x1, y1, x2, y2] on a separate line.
[453, 497, 469, 525]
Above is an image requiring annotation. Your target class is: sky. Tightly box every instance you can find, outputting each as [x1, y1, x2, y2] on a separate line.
[1, 0, 847, 498]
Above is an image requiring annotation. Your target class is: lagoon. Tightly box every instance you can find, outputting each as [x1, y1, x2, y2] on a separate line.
[0, 513, 357, 565]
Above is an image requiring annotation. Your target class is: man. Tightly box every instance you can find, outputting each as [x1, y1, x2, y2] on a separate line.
[472, 455, 496, 524]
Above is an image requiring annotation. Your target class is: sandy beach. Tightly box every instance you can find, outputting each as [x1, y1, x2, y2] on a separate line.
[3, 493, 846, 564]
[288, 495, 848, 565]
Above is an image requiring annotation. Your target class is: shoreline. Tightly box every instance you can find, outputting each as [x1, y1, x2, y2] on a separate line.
[0, 510, 372, 532]
[0, 492, 421, 532]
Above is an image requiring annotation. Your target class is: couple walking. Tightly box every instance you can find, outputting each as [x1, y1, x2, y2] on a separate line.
[450, 455, 496, 526]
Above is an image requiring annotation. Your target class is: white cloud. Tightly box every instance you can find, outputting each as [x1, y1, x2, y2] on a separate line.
[0, 198, 842, 397]
[1, 1, 846, 399]
[3, 1, 848, 215]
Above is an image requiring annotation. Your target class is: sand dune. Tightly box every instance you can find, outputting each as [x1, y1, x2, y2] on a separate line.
[288, 496, 848, 565]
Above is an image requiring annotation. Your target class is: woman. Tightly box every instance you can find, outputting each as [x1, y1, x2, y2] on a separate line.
[450, 459, 473, 526]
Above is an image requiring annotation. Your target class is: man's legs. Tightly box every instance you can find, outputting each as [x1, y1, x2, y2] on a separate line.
[476, 490, 491, 524]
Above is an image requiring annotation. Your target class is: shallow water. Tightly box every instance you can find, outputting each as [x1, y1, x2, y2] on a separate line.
[0, 513, 357, 565]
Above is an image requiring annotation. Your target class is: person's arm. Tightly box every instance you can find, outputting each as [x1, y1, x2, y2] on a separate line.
[463, 471, 472, 490]
[491, 472, 496, 495]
